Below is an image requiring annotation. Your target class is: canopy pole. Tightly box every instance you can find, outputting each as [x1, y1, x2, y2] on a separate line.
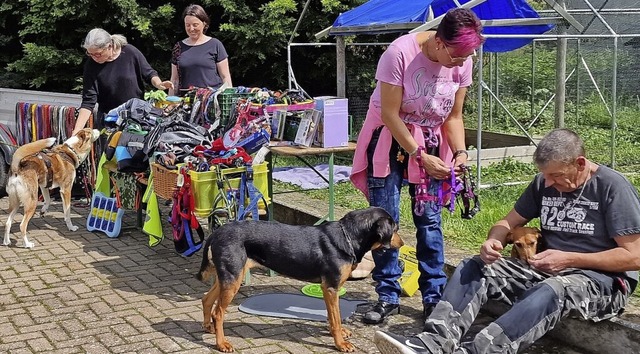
[611, 36, 618, 168]
[336, 37, 346, 98]
[554, 1, 568, 128]
[476, 46, 484, 188]
[287, 44, 292, 90]
[289, 0, 312, 44]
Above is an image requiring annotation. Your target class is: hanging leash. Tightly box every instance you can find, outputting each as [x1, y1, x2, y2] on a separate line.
[413, 147, 479, 218]
[413, 146, 440, 216]
[73, 160, 94, 208]
[456, 164, 480, 219]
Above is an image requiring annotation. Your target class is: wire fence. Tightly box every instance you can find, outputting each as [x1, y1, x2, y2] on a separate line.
[291, 1, 640, 172]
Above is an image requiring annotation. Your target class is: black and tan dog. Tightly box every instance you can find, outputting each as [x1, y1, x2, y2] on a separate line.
[195, 207, 404, 352]
[3, 128, 100, 248]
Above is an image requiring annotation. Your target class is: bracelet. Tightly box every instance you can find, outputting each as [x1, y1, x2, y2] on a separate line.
[408, 146, 419, 156]
[452, 149, 468, 161]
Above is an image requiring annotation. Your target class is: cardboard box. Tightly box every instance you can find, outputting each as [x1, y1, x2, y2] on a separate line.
[271, 110, 287, 140]
[313, 96, 349, 148]
[398, 245, 419, 297]
[294, 109, 321, 147]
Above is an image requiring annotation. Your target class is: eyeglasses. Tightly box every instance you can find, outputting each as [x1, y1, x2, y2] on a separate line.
[86, 45, 111, 59]
[444, 46, 477, 63]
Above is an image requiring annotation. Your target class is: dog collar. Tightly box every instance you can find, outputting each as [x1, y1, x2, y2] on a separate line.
[339, 224, 357, 264]
[62, 144, 81, 167]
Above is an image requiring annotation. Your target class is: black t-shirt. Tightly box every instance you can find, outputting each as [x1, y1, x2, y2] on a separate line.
[81, 44, 158, 114]
[515, 164, 640, 286]
[171, 37, 228, 91]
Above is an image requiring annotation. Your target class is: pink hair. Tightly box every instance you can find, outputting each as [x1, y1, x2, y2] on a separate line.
[436, 8, 486, 56]
[447, 27, 485, 55]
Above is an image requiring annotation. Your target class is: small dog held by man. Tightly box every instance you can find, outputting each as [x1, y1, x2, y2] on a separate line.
[506, 226, 542, 263]
[195, 207, 404, 353]
[3, 128, 100, 248]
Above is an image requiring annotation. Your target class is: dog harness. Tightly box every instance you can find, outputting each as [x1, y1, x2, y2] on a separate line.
[35, 152, 55, 188]
[236, 167, 268, 221]
[413, 146, 443, 215]
[169, 166, 204, 257]
[31, 145, 80, 189]
[413, 147, 480, 218]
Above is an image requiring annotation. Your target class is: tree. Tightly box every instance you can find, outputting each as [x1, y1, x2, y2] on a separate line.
[1, 1, 179, 91]
[0, 0, 369, 96]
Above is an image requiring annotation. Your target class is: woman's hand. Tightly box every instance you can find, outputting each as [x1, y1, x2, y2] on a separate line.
[421, 152, 451, 180]
[156, 80, 174, 91]
[453, 153, 468, 176]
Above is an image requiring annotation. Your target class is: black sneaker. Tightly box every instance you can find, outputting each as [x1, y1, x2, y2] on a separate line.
[374, 331, 432, 354]
[362, 301, 400, 324]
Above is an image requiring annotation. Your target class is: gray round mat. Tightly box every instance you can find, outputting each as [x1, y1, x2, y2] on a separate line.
[239, 293, 366, 322]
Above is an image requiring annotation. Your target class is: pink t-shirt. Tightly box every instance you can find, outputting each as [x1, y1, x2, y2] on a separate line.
[350, 33, 473, 198]
[371, 33, 472, 130]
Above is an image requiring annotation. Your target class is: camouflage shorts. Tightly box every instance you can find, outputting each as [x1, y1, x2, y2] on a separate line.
[418, 256, 631, 354]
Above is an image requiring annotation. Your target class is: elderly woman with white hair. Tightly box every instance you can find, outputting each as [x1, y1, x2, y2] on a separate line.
[72, 28, 173, 137]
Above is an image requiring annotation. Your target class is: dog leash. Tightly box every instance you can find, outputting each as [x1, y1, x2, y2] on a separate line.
[456, 164, 480, 219]
[413, 147, 478, 218]
[413, 146, 440, 216]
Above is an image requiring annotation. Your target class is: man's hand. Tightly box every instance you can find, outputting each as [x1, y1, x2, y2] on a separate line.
[528, 249, 571, 274]
[480, 239, 504, 264]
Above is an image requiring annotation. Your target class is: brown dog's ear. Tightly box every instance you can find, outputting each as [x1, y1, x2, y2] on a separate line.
[75, 129, 88, 140]
[534, 227, 542, 239]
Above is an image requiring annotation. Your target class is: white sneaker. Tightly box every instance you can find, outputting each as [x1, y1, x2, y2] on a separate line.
[374, 330, 433, 354]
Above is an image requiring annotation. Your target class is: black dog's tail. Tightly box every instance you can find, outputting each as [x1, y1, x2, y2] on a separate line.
[195, 235, 215, 281]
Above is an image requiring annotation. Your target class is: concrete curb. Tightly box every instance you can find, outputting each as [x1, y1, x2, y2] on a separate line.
[273, 195, 640, 354]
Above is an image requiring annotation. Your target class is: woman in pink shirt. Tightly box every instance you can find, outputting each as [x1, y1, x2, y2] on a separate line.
[350, 8, 484, 324]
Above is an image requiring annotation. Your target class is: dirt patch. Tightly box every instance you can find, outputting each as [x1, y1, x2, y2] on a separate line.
[620, 296, 640, 323]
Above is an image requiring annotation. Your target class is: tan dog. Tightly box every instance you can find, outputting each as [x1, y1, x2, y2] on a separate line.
[3, 128, 100, 248]
[506, 226, 542, 263]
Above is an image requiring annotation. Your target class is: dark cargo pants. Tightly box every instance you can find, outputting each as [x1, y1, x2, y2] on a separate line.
[416, 256, 631, 354]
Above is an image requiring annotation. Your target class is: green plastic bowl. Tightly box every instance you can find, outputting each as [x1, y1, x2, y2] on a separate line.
[301, 284, 347, 298]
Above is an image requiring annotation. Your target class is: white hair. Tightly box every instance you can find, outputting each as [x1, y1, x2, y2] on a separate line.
[82, 28, 127, 51]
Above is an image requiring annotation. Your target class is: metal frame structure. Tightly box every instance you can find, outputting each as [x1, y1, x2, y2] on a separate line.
[288, 0, 640, 185]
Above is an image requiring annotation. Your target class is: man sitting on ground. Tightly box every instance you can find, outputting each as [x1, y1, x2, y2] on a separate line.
[374, 128, 640, 354]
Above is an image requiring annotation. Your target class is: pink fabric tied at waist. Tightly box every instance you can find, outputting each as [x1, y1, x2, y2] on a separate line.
[350, 122, 453, 199]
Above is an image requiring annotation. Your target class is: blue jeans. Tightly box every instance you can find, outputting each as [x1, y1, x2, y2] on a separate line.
[366, 137, 447, 306]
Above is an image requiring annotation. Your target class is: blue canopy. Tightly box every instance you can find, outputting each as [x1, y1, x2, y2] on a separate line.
[329, 0, 554, 52]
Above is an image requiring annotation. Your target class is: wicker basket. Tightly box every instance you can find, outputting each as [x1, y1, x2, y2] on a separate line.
[151, 163, 179, 200]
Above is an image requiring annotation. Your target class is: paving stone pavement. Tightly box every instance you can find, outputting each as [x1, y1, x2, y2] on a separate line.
[0, 196, 613, 353]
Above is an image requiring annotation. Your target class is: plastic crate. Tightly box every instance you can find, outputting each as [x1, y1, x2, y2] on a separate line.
[219, 88, 254, 126]
[151, 163, 179, 200]
[189, 162, 270, 218]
